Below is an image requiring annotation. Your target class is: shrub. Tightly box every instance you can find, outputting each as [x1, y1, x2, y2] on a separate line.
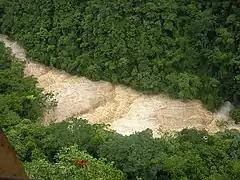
[230, 108, 240, 124]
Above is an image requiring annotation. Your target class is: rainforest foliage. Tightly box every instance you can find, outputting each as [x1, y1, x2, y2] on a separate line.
[0, 0, 239, 111]
[0, 42, 240, 180]
[0, 0, 240, 179]
[230, 108, 240, 124]
[0, 41, 46, 127]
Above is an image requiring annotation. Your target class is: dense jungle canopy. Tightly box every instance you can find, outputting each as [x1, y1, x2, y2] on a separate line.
[0, 0, 240, 179]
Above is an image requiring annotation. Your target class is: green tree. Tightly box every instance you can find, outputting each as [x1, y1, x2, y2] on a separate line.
[230, 108, 240, 124]
[0, 41, 46, 128]
[24, 145, 124, 180]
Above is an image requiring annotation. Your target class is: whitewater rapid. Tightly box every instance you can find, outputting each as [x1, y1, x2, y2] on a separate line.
[1, 35, 239, 137]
